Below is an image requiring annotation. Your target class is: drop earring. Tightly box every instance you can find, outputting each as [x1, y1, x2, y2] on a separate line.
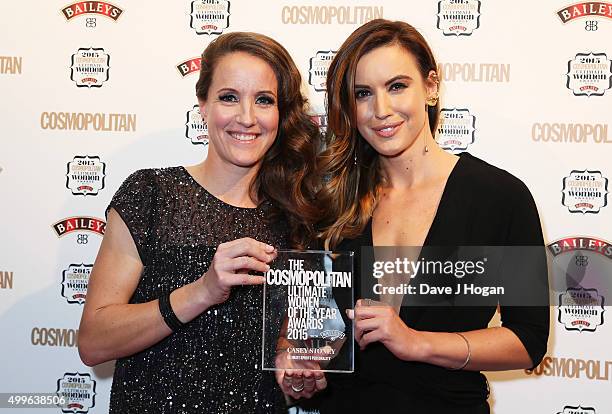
[425, 94, 439, 107]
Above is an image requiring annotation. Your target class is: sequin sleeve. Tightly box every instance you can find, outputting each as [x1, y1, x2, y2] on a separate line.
[106, 169, 157, 265]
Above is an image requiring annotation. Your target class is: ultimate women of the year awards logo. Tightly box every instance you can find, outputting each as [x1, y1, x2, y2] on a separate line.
[185, 105, 208, 145]
[66, 156, 106, 196]
[308, 51, 336, 92]
[436, 0, 481, 36]
[566, 52, 612, 97]
[70, 48, 110, 88]
[436, 108, 476, 153]
[189, 0, 230, 35]
[61, 263, 92, 304]
[557, 405, 596, 414]
[56, 373, 96, 413]
[562, 170, 608, 214]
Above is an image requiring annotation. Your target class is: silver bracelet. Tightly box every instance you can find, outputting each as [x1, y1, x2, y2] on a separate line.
[448, 332, 471, 370]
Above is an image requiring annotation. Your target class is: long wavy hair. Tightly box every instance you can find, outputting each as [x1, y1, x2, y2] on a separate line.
[196, 32, 321, 249]
[318, 19, 440, 249]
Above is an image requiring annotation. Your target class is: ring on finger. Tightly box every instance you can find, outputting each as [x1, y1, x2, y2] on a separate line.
[291, 383, 305, 392]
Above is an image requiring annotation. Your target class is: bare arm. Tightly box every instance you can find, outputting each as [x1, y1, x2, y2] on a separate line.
[351, 301, 534, 371]
[78, 208, 275, 366]
[414, 326, 532, 370]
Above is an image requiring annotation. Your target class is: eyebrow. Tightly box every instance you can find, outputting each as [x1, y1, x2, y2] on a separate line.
[354, 74, 413, 89]
[216, 87, 277, 97]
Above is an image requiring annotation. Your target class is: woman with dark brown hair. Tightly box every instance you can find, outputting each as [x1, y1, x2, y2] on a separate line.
[78, 32, 321, 413]
[307, 19, 549, 413]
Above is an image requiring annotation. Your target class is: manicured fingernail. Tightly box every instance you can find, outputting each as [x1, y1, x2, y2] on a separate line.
[265, 244, 275, 252]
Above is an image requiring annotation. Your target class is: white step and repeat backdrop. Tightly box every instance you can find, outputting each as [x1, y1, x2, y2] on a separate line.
[1, 1, 611, 413]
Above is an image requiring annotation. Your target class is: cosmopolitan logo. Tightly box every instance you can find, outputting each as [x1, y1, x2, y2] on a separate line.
[0, 271, 13, 290]
[436, 108, 476, 153]
[266, 269, 352, 287]
[70, 48, 110, 88]
[566, 52, 612, 97]
[437, 0, 481, 36]
[53, 217, 106, 237]
[185, 105, 208, 145]
[31, 327, 79, 347]
[61, 1, 123, 21]
[532, 123, 611, 144]
[66, 156, 106, 196]
[56, 373, 96, 413]
[557, 2, 612, 23]
[548, 237, 612, 258]
[526, 356, 612, 381]
[62, 264, 92, 304]
[281, 5, 383, 24]
[177, 57, 201, 77]
[437, 62, 510, 82]
[40, 112, 136, 132]
[0, 56, 22, 75]
[309, 51, 336, 92]
[190, 0, 230, 35]
[562, 170, 608, 214]
[557, 406, 596, 414]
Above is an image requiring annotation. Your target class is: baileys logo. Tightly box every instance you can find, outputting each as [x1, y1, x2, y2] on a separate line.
[177, 57, 202, 77]
[61, 1, 123, 21]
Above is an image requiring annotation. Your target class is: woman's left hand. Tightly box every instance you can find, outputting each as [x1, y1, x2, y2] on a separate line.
[348, 299, 424, 362]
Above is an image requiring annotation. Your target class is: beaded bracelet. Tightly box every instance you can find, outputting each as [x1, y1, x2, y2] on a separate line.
[159, 291, 185, 332]
[448, 332, 471, 370]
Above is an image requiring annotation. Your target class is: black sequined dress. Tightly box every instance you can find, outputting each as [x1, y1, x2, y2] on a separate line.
[106, 167, 288, 414]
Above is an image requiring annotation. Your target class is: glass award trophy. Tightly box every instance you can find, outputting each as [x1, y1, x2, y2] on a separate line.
[262, 250, 354, 373]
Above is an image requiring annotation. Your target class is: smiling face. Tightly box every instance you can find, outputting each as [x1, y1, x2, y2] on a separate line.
[354, 43, 437, 158]
[199, 52, 279, 170]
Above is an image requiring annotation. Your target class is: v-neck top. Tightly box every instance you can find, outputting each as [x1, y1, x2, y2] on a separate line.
[306, 152, 549, 412]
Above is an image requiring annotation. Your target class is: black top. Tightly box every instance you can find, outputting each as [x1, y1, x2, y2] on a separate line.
[106, 167, 289, 414]
[303, 153, 549, 413]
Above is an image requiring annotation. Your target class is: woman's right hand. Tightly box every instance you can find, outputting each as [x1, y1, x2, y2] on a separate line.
[275, 351, 327, 400]
[198, 237, 276, 306]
